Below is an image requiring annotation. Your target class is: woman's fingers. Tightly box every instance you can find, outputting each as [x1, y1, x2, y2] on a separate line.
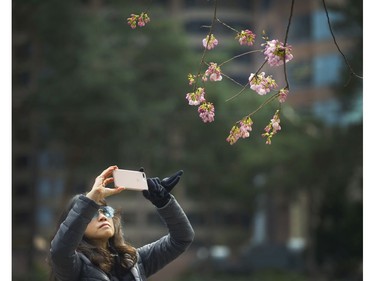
[88, 166, 124, 201]
[102, 177, 114, 187]
[99, 165, 118, 179]
[97, 166, 118, 186]
[107, 186, 126, 196]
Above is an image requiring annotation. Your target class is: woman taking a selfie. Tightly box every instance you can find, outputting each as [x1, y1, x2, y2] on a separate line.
[48, 165, 194, 281]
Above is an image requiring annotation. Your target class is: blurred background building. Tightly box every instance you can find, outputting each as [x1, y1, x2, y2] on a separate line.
[12, 0, 362, 280]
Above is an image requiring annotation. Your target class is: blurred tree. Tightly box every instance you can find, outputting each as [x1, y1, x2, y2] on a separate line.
[313, 125, 362, 279]
[23, 0, 197, 194]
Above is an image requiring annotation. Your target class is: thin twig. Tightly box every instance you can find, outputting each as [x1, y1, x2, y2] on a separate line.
[216, 18, 239, 33]
[282, 0, 294, 90]
[194, 0, 218, 92]
[219, 49, 263, 67]
[225, 83, 250, 102]
[225, 59, 268, 102]
[321, 0, 363, 82]
[247, 92, 280, 117]
[220, 73, 246, 88]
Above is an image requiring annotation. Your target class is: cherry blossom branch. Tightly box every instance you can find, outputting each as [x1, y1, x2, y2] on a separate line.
[127, 0, 361, 145]
[282, 0, 294, 90]
[225, 59, 267, 102]
[185, 0, 293, 143]
[194, 0, 219, 91]
[248, 92, 280, 117]
[219, 50, 263, 69]
[321, 0, 363, 85]
[216, 18, 239, 33]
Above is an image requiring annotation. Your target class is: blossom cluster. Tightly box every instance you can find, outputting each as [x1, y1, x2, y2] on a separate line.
[262, 110, 282, 145]
[226, 116, 253, 145]
[186, 87, 206, 106]
[127, 12, 150, 29]
[202, 34, 219, 50]
[198, 102, 215, 123]
[263, 39, 293, 67]
[186, 87, 215, 123]
[183, 27, 293, 143]
[202, 63, 222, 82]
[127, 10, 294, 145]
[249, 72, 277, 95]
[236, 29, 256, 46]
[187, 73, 196, 86]
[278, 88, 289, 103]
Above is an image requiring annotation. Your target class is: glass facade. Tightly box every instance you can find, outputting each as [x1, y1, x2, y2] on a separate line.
[313, 53, 342, 86]
[312, 9, 345, 40]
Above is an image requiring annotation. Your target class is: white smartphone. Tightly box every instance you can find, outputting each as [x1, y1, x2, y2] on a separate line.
[112, 169, 148, 191]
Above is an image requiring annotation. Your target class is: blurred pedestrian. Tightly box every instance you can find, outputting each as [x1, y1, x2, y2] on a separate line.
[47, 165, 194, 281]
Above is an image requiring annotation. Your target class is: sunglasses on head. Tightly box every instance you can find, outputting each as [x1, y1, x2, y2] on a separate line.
[92, 206, 115, 220]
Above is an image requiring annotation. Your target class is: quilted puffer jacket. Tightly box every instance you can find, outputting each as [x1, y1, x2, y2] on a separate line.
[50, 195, 194, 281]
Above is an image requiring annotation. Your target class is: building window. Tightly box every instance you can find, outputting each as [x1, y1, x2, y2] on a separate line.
[36, 206, 54, 227]
[13, 210, 32, 224]
[289, 54, 341, 88]
[289, 14, 311, 42]
[313, 54, 341, 86]
[37, 178, 52, 198]
[38, 149, 65, 169]
[312, 9, 345, 41]
[13, 182, 32, 198]
[14, 154, 30, 169]
[312, 99, 341, 125]
[315, 96, 363, 126]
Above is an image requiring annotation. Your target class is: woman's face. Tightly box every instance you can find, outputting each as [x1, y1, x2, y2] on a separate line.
[84, 206, 115, 244]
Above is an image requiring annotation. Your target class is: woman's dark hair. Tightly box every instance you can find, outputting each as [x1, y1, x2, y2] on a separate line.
[48, 194, 137, 280]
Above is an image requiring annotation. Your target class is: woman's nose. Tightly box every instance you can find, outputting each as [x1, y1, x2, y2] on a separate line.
[97, 211, 108, 221]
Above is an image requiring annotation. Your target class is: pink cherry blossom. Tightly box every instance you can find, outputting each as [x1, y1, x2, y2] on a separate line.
[202, 34, 218, 50]
[202, 62, 222, 82]
[198, 102, 215, 123]
[264, 39, 293, 67]
[262, 110, 281, 144]
[127, 14, 138, 29]
[137, 17, 145, 27]
[236, 29, 256, 46]
[187, 73, 196, 86]
[278, 88, 288, 103]
[249, 72, 277, 95]
[186, 87, 206, 106]
[127, 12, 150, 29]
[226, 116, 253, 145]
[138, 13, 150, 27]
